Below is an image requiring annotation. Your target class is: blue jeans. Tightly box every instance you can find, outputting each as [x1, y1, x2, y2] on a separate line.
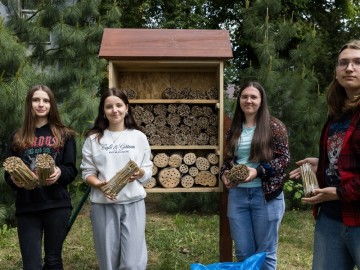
[17, 208, 71, 270]
[227, 187, 285, 270]
[312, 211, 360, 270]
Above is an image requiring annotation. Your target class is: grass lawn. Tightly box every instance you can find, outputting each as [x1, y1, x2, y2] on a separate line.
[0, 194, 314, 270]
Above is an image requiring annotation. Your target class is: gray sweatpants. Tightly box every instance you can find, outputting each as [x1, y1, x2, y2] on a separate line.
[90, 200, 147, 270]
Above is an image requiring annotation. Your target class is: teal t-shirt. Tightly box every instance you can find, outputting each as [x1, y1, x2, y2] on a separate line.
[234, 124, 261, 188]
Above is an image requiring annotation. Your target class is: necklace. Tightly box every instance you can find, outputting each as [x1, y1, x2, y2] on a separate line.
[109, 130, 124, 143]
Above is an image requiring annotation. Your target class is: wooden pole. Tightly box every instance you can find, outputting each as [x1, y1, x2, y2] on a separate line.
[219, 113, 233, 261]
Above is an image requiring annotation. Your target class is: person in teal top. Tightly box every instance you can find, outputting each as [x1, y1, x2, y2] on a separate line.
[221, 81, 290, 270]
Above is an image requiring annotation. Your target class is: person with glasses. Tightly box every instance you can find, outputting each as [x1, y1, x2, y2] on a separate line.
[290, 40, 360, 269]
[221, 81, 290, 270]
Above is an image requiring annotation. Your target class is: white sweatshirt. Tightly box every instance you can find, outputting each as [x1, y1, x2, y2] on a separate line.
[81, 129, 153, 204]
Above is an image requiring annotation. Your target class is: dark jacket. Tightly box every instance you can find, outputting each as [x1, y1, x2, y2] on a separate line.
[221, 117, 290, 201]
[4, 124, 77, 215]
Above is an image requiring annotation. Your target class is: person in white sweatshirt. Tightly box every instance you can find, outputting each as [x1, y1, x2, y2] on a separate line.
[80, 87, 153, 270]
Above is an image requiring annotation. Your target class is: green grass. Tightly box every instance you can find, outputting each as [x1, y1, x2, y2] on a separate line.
[0, 195, 315, 270]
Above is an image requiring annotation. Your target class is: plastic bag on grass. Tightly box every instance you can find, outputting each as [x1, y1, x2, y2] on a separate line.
[190, 252, 266, 270]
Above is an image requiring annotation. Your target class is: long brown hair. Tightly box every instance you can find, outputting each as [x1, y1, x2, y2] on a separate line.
[13, 85, 76, 151]
[86, 87, 140, 142]
[225, 81, 273, 162]
[327, 40, 360, 118]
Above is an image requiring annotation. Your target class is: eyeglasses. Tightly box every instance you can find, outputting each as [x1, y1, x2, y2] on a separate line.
[336, 58, 360, 70]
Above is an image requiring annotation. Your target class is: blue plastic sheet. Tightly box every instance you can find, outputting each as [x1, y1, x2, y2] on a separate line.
[190, 252, 266, 270]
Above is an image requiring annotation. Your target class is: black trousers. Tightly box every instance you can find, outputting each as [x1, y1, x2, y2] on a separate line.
[16, 207, 71, 270]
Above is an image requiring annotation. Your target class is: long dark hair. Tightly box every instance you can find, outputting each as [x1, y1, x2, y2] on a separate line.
[13, 85, 75, 151]
[327, 40, 360, 118]
[225, 81, 273, 162]
[86, 87, 140, 141]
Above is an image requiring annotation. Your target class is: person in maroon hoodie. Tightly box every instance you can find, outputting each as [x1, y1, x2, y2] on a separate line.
[4, 85, 77, 270]
[290, 40, 360, 270]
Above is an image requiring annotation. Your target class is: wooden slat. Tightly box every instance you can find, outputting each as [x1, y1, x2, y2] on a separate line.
[99, 28, 233, 60]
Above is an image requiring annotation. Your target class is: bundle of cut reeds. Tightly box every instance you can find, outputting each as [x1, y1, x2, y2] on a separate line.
[300, 163, 319, 197]
[101, 160, 139, 200]
[3, 156, 39, 189]
[36, 153, 55, 185]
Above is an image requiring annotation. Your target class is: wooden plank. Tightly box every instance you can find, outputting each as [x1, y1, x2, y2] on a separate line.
[99, 28, 233, 60]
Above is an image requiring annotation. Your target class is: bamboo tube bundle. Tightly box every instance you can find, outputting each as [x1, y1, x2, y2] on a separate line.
[153, 115, 167, 127]
[196, 133, 209, 145]
[179, 87, 192, 99]
[174, 134, 187, 146]
[300, 163, 319, 197]
[202, 106, 213, 117]
[132, 105, 144, 124]
[149, 134, 162, 145]
[142, 110, 155, 125]
[36, 154, 55, 185]
[143, 123, 157, 136]
[209, 136, 218, 146]
[167, 113, 181, 126]
[153, 104, 167, 116]
[225, 164, 249, 184]
[121, 88, 137, 99]
[208, 114, 219, 126]
[3, 156, 39, 189]
[162, 86, 179, 99]
[206, 87, 218, 99]
[167, 104, 178, 114]
[101, 160, 139, 200]
[197, 116, 209, 129]
[206, 126, 218, 136]
[177, 104, 190, 117]
[191, 105, 204, 117]
[183, 115, 197, 127]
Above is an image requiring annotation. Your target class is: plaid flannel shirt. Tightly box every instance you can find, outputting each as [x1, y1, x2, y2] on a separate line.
[315, 107, 360, 226]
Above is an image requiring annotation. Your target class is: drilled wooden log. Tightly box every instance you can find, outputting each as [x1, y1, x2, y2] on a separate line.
[153, 153, 169, 168]
[210, 165, 219, 175]
[195, 171, 217, 187]
[158, 168, 181, 188]
[207, 153, 219, 165]
[188, 166, 199, 177]
[183, 153, 196, 165]
[225, 164, 249, 184]
[195, 157, 210, 171]
[101, 160, 139, 200]
[3, 156, 39, 189]
[179, 164, 189, 174]
[152, 165, 158, 176]
[168, 153, 182, 168]
[181, 175, 194, 188]
[143, 177, 157, 189]
[36, 153, 55, 185]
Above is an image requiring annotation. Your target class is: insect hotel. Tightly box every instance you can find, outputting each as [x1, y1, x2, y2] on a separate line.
[99, 28, 233, 193]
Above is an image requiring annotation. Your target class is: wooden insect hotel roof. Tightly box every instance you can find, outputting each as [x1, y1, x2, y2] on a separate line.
[98, 28, 233, 60]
